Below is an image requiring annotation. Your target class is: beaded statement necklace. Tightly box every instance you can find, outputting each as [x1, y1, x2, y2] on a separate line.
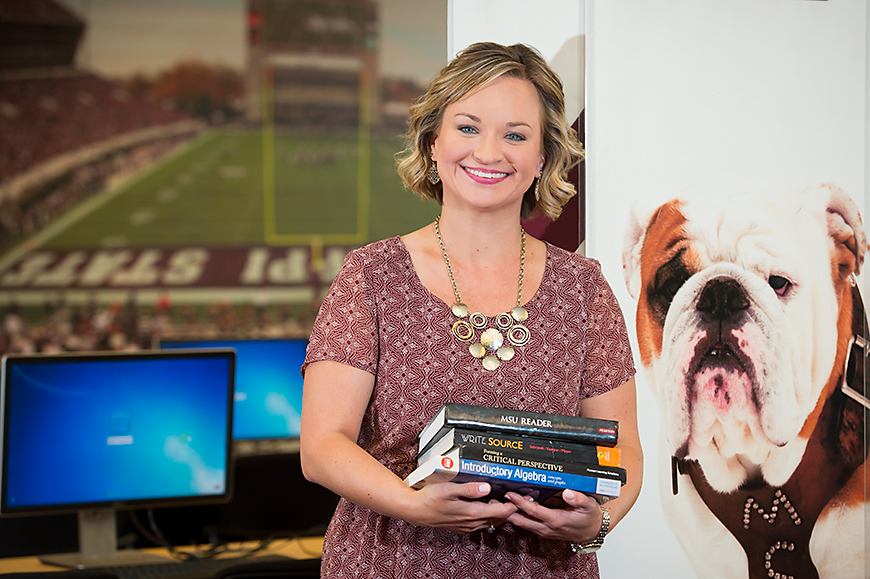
[434, 215, 531, 371]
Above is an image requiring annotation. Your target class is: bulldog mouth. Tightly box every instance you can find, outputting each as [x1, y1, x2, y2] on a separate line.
[689, 333, 754, 384]
[671, 332, 760, 463]
[683, 330, 761, 439]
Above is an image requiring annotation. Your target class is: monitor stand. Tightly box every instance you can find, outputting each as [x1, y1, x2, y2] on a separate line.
[39, 509, 173, 569]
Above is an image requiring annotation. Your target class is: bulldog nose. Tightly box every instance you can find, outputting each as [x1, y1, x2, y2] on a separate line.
[696, 279, 749, 322]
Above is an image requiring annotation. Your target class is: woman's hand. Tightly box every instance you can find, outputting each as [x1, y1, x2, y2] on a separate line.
[405, 482, 519, 534]
[503, 489, 604, 543]
[303, 362, 519, 534]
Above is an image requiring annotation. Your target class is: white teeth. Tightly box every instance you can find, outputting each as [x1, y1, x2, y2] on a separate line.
[465, 167, 507, 179]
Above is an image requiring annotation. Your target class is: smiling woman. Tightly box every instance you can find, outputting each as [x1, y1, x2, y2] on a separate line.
[430, 75, 544, 218]
[398, 42, 582, 222]
[300, 42, 643, 579]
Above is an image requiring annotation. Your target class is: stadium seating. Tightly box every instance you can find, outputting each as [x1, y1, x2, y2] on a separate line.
[0, 71, 188, 181]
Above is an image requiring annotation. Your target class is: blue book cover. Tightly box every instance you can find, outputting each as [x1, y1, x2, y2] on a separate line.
[404, 446, 621, 506]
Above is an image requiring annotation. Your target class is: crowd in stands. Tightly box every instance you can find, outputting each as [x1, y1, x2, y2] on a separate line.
[0, 136, 193, 252]
[0, 71, 189, 182]
[0, 67, 201, 255]
[0, 69, 317, 357]
[0, 297, 317, 356]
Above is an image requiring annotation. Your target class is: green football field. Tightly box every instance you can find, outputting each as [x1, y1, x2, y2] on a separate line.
[44, 129, 439, 250]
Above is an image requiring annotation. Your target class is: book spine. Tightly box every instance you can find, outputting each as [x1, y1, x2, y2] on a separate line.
[417, 428, 621, 467]
[405, 447, 622, 504]
[460, 444, 626, 485]
[455, 457, 622, 500]
[418, 404, 618, 454]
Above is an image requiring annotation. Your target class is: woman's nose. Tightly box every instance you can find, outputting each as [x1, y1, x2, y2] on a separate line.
[472, 133, 503, 164]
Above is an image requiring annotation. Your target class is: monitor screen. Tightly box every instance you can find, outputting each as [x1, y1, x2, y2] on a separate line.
[157, 337, 306, 441]
[0, 350, 235, 516]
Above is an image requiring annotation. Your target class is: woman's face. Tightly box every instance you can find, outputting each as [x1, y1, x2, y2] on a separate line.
[431, 75, 545, 215]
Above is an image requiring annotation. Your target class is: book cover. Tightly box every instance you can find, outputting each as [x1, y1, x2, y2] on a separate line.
[405, 446, 623, 507]
[418, 404, 619, 455]
[461, 443, 626, 485]
[417, 427, 622, 468]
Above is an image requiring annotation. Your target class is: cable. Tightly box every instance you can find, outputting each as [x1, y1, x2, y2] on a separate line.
[129, 508, 280, 562]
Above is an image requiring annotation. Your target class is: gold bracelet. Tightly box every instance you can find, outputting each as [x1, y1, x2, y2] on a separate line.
[570, 507, 610, 554]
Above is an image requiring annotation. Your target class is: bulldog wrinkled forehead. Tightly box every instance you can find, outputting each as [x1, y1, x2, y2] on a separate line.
[644, 179, 827, 234]
[622, 181, 866, 299]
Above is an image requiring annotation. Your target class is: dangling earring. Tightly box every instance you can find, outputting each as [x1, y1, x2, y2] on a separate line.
[428, 160, 441, 185]
[534, 177, 541, 202]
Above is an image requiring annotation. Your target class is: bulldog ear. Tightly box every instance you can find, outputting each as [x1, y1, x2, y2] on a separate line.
[821, 184, 867, 277]
[622, 201, 657, 299]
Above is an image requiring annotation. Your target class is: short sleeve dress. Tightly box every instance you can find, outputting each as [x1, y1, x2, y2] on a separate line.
[303, 237, 635, 579]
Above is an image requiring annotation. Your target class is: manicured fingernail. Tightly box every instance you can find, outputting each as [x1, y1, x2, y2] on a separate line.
[563, 490, 575, 500]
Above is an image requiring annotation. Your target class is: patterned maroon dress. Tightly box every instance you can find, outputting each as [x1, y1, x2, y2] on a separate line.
[303, 237, 635, 579]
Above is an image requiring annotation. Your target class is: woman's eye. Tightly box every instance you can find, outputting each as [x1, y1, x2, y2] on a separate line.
[506, 133, 526, 142]
[768, 275, 791, 296]
[458, 125, 477, 134]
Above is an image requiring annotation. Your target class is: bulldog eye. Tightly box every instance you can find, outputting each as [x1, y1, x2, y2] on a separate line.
[662, 277, 685, 299]
[648, 249, 691, 327]
[768, 275, 791, 296]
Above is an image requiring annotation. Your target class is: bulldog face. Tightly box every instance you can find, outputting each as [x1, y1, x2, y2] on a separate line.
[624, 183, 865, 493]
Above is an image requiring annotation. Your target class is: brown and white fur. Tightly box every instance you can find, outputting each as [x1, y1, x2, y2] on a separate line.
[622, 180, 868, 578]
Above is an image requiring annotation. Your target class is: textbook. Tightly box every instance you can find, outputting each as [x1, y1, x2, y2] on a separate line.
[405, 445, 624, 506]
[418, 404, 619, 456]
[417, 427, 622, 468]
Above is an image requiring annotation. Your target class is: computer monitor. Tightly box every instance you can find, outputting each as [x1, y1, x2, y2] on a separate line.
[156, 337, 306, 444]
[0, 350, 235, 568]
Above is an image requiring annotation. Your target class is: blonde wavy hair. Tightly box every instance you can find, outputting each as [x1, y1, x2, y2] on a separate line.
[396, 42, 584, 221]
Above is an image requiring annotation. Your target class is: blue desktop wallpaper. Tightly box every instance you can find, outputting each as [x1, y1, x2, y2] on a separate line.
[159, 339, 306, 440]
[2, 354, 233, 510]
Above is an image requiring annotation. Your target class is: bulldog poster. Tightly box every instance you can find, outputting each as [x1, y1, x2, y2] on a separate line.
[585, 1, 868, 579]
[452, 0, 867, 576]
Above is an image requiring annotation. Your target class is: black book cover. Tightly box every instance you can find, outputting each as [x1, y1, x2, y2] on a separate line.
[417, 427, 622, 468]
[418, 403, 618, 456]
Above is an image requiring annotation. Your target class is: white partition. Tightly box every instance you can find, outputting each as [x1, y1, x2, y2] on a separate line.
[451, 0, 868, 577]
[586, 2, 866, 578]
[447, 0, 584, 123]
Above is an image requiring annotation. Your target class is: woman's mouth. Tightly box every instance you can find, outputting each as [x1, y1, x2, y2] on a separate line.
[463, 166, 509, 183]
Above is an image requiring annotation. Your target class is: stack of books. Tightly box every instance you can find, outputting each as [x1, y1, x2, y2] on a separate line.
[404, 403, 625, 506]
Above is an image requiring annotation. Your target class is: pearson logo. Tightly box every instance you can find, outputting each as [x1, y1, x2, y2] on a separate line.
[440, 456, 454, 469]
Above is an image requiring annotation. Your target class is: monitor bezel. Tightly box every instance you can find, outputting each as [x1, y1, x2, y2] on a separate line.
[0, 349, 236, 518]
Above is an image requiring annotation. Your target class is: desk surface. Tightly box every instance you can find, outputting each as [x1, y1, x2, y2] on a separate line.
[0, 537, 324, 574]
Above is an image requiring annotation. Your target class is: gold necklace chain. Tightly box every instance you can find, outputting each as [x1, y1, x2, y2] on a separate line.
[434, 215, 531, 371]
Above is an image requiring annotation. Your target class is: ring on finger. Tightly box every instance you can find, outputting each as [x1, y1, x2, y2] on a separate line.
[487, 523, 496, 533]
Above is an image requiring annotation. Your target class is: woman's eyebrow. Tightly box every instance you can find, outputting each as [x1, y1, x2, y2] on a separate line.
[454, 113, 532, 129]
